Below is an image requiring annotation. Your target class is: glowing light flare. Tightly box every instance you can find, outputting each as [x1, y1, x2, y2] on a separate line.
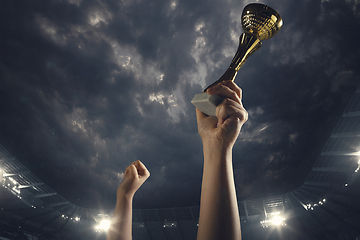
[260, 212, 286, 227]
[271, 216, 285, 225]
[95, 219, 111, 231]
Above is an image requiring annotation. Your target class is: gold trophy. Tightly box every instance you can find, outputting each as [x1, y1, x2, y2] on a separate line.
[191, 3, 283, 116]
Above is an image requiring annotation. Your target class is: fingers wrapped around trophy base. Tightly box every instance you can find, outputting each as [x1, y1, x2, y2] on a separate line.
[191, 92, 224, 117]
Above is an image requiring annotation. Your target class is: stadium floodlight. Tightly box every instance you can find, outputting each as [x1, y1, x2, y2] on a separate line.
[271, 215, 285, 226]
[260, 212, 286, 228]
[355, 160, 360, 173]
[2, 176, 21, 196]
[305, 199, 327, 211]
[12, 186, 20, 194]
[8, 177, 18, 185]
[163, 221, 177, 228]
[95, 219, 111, 232]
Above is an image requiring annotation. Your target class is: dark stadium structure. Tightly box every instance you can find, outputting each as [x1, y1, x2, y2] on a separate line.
[1, 87, 360, 240]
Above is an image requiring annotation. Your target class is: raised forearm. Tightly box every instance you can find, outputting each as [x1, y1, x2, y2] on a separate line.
[106, 194, 133, 240]
[197, 142, 241, 240]
[106, 160, 150, 240]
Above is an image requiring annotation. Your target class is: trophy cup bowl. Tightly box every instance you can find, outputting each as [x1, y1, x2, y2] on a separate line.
[191, 3, 283, 116]
[241, 3, 283, 41]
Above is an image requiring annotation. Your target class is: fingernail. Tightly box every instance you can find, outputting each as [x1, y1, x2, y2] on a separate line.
[207, 87, 214, 93]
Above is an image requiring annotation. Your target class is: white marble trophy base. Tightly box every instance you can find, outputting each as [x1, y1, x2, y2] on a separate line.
[191, 92, 224, 117]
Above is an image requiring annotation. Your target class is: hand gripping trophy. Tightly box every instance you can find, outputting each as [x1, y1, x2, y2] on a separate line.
[191, 3, 283, 116]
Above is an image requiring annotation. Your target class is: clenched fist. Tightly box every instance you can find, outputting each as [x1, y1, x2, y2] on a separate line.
[196, 80, 248, 148]
[117, 160, 150, 198]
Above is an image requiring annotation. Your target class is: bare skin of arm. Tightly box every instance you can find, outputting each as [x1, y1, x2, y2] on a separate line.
[196, 81, 248, 240]
[106, 160, 150, 240]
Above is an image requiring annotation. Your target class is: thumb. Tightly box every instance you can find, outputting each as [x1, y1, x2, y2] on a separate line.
[216, 103, 230, 126]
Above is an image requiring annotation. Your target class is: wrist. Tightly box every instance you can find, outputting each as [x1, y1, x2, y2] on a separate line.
[116, 189, 134, 202]
[202, 138, 234, 153]
[202, 139, 233, 164]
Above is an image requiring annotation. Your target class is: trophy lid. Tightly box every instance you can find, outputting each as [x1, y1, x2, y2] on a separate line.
[241, 3, 283, 41]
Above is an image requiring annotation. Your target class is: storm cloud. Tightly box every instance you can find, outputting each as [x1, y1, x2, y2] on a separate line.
[1, 0, 359, 209]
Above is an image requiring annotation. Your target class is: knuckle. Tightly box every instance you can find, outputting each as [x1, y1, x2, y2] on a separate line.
[230, 91, 238, 99]
[222, 98, 231, 105]
[242, 110, 249, 122]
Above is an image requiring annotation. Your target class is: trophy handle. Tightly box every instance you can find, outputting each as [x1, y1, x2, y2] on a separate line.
[203, 33, 262, 92]
[193, 33, 263, 116]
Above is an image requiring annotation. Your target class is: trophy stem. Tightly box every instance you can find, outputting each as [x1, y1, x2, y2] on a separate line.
[204, 33, 262, 92]
[193, 3, 283, 117]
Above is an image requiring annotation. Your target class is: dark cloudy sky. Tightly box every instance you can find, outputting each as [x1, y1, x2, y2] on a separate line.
[1, 0, 359, 209]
